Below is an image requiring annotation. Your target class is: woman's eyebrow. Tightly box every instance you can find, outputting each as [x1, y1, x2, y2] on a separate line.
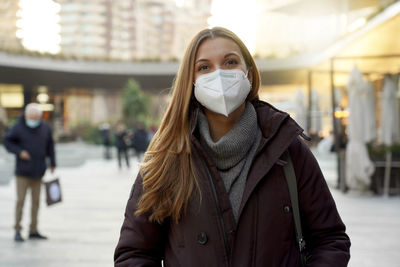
[195, 52, 240, 64]
[195, 58, 209, 64]
[224, 52, 240, 58]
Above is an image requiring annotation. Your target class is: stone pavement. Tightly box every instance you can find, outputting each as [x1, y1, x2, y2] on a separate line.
[314, 150, 400, 267]
[0, 144, 399, 267]
[0, 146, 136, 267]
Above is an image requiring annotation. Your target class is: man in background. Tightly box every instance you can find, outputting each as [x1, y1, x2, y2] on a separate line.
[131, 122, 148, 161]
[114, 122, 130, 169]
[99, 122, 112, 159]
[3, 103, 56, 242]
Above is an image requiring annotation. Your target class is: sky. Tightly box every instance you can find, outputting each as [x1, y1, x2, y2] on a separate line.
[17, 0, 258, 55]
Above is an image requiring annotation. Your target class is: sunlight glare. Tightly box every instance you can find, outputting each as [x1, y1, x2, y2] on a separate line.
[17, 0, 61, 54]
[175, 0, 185, 7]
[208, 0, 258, 54]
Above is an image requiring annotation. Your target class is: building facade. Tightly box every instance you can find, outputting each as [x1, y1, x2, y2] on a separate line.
[57, 0, 211, 61]
[58, 0, 109, 59]
[171, 0, 212, 60]
[0, 0, 23, 52]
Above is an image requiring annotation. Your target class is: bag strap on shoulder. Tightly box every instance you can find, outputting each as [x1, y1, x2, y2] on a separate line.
[282, 150, 307, 266]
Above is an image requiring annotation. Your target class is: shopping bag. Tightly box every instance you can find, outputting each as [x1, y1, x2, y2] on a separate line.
[44, 178, 62, 206]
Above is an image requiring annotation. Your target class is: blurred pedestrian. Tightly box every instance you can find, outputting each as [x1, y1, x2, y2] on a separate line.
[114, 122, 130, 169]
[115, 27, 350, 266]
[3, 103, 56, 242]
[99, 122, 111, 159]
[131, 122, 148, 161]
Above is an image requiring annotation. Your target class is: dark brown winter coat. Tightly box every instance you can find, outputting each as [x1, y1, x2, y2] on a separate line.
[114, 100, 351, 267]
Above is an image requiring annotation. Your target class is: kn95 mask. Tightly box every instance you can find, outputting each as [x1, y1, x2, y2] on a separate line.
[194, 69, 251, 116]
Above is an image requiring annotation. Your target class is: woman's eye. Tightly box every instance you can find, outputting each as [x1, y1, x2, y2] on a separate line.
[197, 65, 209, 71]
[226, 59, 238, 66]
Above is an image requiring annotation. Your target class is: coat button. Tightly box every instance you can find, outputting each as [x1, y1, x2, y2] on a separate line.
[284, 205, 291, 213]
[197, 232, 208, 245]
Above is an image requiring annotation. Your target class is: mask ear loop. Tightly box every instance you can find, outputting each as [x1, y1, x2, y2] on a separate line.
[245, 69, 252, 89]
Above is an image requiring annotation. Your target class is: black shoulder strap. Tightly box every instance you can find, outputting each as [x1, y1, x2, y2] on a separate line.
[282, 150, 307, 266]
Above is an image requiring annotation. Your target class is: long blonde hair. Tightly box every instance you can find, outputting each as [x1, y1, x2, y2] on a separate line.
[136, 27, 261, 223]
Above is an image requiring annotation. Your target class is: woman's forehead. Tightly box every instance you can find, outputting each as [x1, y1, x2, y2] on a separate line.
[195, 37, 243, 60]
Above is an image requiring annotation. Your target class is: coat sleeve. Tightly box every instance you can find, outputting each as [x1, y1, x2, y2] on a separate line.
[114, 174, 167, 267]
[289, 138, 350, 267]
[3, 125, 23, 156]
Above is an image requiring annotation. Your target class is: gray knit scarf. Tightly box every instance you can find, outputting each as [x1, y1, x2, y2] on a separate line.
[198, 102, 262, 222]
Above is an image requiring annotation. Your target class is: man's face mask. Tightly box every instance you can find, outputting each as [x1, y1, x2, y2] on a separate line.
[26, 119, 41, 128]
[194, 69, 251, 116]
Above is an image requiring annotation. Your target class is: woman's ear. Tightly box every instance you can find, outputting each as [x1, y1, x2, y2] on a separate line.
[247, 68, 253, 86]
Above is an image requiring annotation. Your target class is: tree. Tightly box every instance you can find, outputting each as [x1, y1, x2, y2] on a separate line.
[121, 79, 149, 127]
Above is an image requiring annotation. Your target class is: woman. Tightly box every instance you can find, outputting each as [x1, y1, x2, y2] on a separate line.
[114, 27, 350, 267]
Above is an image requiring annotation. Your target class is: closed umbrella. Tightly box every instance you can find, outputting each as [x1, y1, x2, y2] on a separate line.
[380, 75, 400, 196]
[363, 81, 377, 143]
[380, 76, 400, 145]
[345, 67, 374, 190]
[397, 74, 400, 98]
[294, 89, 307, 132]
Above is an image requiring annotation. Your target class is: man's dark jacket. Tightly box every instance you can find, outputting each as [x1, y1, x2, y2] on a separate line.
[3, 115, 56, 179]
[132, 129, 148, 153]
[114, 100, 351, 267]
[115, 131, 130, 150]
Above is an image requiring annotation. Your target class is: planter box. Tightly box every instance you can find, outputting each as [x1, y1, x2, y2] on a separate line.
[370, 160, 400, 195]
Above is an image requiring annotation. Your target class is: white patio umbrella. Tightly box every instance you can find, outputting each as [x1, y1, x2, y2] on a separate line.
[363, 81, 377, 143]
[380, 75, 400, 196]
[397, 74, 400, 98]
[294, 89, 307, 132]
[345, 67, 374, 190]
[380, 76, 400, 146]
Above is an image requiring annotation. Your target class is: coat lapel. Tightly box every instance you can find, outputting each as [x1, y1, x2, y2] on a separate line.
[237, 101, 304, 221]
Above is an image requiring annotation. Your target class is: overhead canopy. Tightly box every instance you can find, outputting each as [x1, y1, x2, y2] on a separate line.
[259, 3, 400, 86]
[268, 0, 390, 16]
[0, 65, 175, 93]
[330, 13, 400, 72]
[311, 11, 400, 87]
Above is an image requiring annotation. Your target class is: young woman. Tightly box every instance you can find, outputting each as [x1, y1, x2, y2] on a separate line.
[114, 27, 350, 267]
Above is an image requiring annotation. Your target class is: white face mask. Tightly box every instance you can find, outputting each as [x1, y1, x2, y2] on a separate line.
[194, 69, 251, 117]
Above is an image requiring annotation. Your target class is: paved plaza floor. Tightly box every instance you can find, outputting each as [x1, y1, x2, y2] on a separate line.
[0, 144, 399, 267]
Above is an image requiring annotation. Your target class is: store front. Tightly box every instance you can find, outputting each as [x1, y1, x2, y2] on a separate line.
[258, 8, 400, 194]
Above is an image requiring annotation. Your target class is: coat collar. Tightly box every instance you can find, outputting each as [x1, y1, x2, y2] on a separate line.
[190, 99, 307, 142]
